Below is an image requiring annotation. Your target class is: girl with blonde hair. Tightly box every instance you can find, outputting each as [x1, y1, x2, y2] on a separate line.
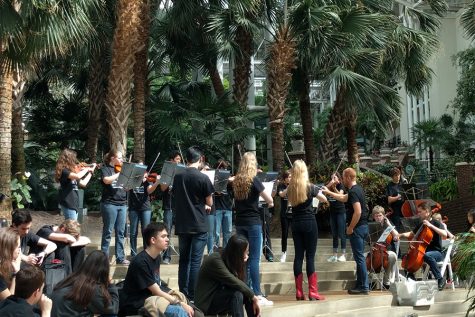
[55, 149, 96, 220]
[232, 152, 274, 306]
[0, 228, 21, 300]
[286, 160, 327, 301]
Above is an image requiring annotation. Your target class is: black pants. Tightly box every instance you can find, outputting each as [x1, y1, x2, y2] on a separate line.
[260, 207, 273, 259]
[291, 217, 317, 276]
[206, 286, 256, 317]
[280, 216, 291, 253]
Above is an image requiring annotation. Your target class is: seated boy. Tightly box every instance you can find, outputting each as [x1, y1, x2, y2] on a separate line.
[33, 220, 90, 275]
[0, 265, 52, 317]
[398, 202, 448, 290]
[10, 210, 56, 266]
[369, 206, 399, 289]
[119, 223, 193, 317]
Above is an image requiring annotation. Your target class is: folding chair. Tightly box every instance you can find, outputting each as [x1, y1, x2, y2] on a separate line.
[422, 238, 455, 291]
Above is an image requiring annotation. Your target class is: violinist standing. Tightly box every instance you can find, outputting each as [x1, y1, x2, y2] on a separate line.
[371, 206, 399, 289]
[386, 168, 404, 232]
[100, 150, 129, 265]
[323, 167, 369, 295]
[275, 171, 291, 263]
[128, 169, 160, 257]
[325, 172, 347, 263]
[55, 149, 97, 221]
[398, 202, 448, 290]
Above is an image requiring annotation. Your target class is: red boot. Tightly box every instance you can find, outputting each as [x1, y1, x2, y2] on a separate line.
[308, 272, 325, 300]
[295, 273, 305, 300]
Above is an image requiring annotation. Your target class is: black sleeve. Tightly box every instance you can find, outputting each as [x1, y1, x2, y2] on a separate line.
[0, 276, 7, 293]
[88, 285, 120, 315]
[347, 188, 358, 206]
[26, 232, 41, 248]
[204, 177, 215, 198]
[36, 226, 54, 240]
[133, 260, 157, 290]
[253, 177, 265, 193]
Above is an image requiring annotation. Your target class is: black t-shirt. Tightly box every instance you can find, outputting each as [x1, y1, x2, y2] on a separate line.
[413, 219, 444, 252]
[100, 165, 127, 205]
[328, 183, 346, 214]
[291, 185, 319, 221]
[0, 275, 7, 293]
[214, 183, 233, 211]
[36, 225, 54, 240]
[386, 181, 404, 216]
[277, 183, 288, 216]
[20, 231, 41, 255]
[58, 168, 79, 211]
[0, 295, 40, 317]
[234, 177, 265, 226]
[172, 167, 215, 234]
[129, 181, 152, 211]
[120, 250, 160, 314]
[346, 184, 368, 228]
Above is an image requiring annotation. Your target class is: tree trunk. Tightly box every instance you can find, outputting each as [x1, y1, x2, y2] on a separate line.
[233, 26, 253, 109]
[104, 0, 142, 154]
[297, 70, 316, 167]
[266, 26, 296, 172]
[207, 62, 225, 98]
[319, 86, 347, 161]
[429, 146, 434, 171]
[86, 49, 109, 162]
[346, 109, 359, 164]
[11, 68, 26, 176]
[133, 0, 151, 163]
[0, 49, 13, 218]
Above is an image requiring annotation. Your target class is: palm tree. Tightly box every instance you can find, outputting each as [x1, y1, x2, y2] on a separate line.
[412, 118, 446, 171]
[461, 1, 475, 38]
[104, 0, 142, 153]
[0, 0, 100, 217]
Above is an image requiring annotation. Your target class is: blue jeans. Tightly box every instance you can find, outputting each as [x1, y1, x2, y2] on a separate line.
[236, 224, 263, 295]
[214, 209, 232, 248]
[207, 214, 216, 254]
[424, 250, 444, 280]
[129, 209, 151, 257]
[165, 304, 188, 317]
[100, 203, 127, 263]
[349, 224, 369, 291]
[60, 205, 77, 221]
[163, 209, 173, 260]
[178, 232, 207, 300]
[330, 212, 346, 253]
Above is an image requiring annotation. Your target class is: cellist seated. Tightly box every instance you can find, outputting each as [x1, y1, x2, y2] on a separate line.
[397, 202, 448, 291]
[369, 206, 399, 289]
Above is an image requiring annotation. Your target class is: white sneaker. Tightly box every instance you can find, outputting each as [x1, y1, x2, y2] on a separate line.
[257, 295, 274, 306]
[280, 252, 287, 263]
[337, 254, 347, 262]
[327, 255, 337, 262]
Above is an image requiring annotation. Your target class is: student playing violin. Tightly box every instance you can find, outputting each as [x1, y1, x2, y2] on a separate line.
[370, 206, 399, 289]
[397, 202, 448, 291]
[55, 149, 97, 221]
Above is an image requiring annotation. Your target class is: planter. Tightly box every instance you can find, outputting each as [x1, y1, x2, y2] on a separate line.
[291, 139, 304, 152]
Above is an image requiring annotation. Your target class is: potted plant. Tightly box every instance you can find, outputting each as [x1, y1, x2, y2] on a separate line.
[289, 124, 304, 152]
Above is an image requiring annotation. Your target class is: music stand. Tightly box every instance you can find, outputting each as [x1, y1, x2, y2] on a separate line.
[214, 169, 231, 193]
[159, 162, 185, 188]
[116, 162, 148, 190]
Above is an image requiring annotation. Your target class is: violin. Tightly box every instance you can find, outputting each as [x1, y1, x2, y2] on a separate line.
[75, 162, 97, 173]
[114, 162, 122, 173]
[147, 172, 159, 183]
[402, 223, 433, 273]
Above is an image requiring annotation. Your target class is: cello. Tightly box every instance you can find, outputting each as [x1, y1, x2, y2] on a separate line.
[401, 223, 434, 273]
[366, 219, 394, 273]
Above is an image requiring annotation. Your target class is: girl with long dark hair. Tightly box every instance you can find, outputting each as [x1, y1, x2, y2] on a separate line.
[325, 172, 347, 262]
[0, 228, 21, 300]
[195, 234, 260, 317]
[286, 160, 327, 301]
[51, 250, 119, 316]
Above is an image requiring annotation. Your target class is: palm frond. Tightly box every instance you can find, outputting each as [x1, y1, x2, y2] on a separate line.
[461, 1, 475, 39]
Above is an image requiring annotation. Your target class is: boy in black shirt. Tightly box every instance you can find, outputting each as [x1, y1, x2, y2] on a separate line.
[398, 202, 448, 290]
[386, 167, 404, 231]
[119, 223, 193, 317]
[0, 265, 52, 317]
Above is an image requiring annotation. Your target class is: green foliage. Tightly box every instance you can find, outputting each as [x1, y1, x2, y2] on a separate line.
[10, 177, 32, 209]
[373, 163, 396, 177]
[453, 233, 475, 315]
[357, 171, 388, 212]
[428, 178, 458, 202]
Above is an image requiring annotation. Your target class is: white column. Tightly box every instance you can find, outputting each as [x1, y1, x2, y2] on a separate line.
[244, 56, 256, 154]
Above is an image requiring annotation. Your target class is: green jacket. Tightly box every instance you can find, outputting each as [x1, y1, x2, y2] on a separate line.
[194, 252, 255, 313]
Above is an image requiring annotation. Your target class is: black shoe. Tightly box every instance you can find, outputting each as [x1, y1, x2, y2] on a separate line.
[266, 256, 274, 262]
[382, 283, 390, 290]
[347, 289, 369, 295]
[438, 278, 446, 291]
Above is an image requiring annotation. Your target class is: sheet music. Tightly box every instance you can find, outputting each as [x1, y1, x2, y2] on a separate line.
[116, 162, 148, 190]
[159, 162, 185, 187]
[259, 181, 275, 202]
[201, 169, 216, 185]
[377, 225, 395, 243]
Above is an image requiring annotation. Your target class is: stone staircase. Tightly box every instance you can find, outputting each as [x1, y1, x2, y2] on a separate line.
[84, 235, 472, 317]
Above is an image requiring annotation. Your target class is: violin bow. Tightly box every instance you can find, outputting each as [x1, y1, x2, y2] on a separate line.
[177, 142, 186, 165]
[333, 151, 346, 176]
[284, 151, 293, 168]
[147, 152, 161, 173]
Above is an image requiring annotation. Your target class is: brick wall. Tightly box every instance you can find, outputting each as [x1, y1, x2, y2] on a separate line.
[441, 162, 475, 234]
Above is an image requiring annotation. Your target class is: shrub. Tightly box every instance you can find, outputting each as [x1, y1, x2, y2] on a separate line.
[357, 171, 388, 215]
[429, 177, 458, 202]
